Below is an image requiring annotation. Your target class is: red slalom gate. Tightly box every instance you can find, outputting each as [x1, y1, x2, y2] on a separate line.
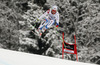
[62, 32, 78, 61]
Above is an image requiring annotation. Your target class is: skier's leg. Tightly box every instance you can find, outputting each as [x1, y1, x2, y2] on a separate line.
[38, 19, 48, 35]
[38, 19, 48, 30]
[44, 20, 55, 31]
[38, 22, 45, 30]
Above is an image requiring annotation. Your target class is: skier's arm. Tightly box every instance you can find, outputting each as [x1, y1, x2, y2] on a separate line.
[38, 10, 50, 20]
[56, 13, 59, 28]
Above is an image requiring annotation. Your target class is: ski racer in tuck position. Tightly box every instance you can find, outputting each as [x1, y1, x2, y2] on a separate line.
[37, 5, 59, 36]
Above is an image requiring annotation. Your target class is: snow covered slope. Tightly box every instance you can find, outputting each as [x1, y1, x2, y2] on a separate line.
[0, 49, 96, 65]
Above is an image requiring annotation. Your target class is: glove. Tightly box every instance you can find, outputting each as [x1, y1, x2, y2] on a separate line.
[56, 25, 59, 28]
[36, 18, 39, 22]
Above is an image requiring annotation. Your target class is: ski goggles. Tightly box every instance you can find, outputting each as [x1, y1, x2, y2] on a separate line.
[51, 10, 56, 14]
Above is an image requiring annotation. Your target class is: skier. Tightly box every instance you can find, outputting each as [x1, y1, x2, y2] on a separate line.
[37, 5, 59, 36]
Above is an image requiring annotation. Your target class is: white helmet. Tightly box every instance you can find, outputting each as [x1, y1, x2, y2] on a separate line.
[51, 5, 58, 14]
[51, 5, 58, 11]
